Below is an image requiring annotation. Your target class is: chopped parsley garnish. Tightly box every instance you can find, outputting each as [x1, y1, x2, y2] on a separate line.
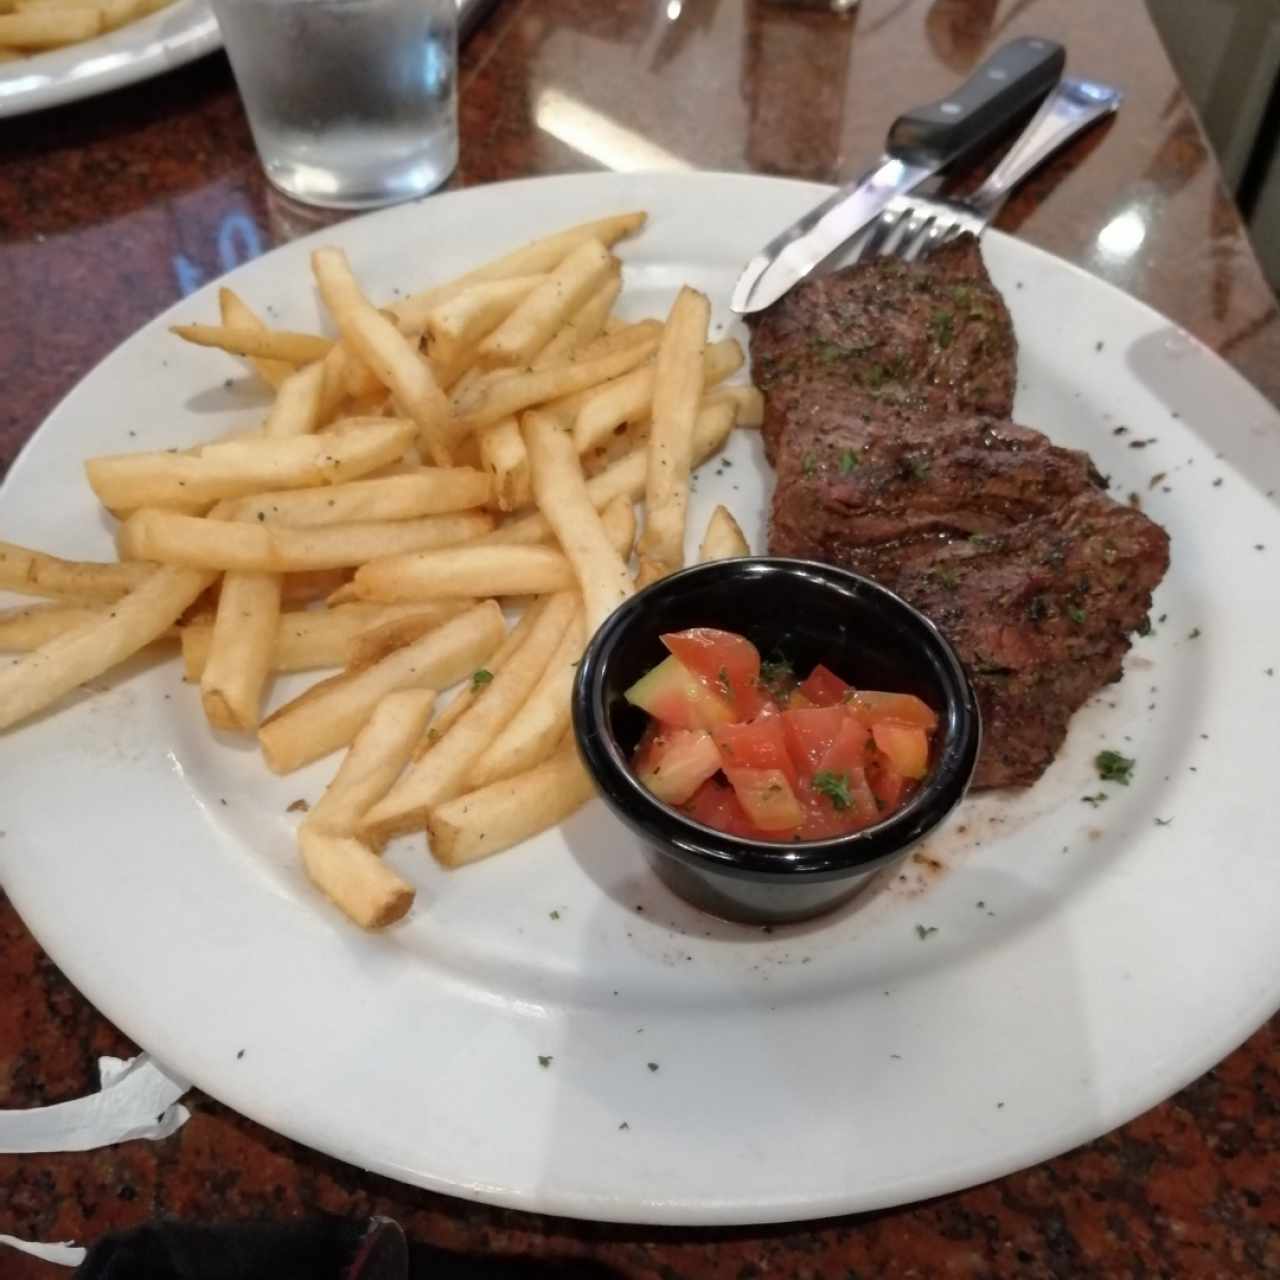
[758, 653, 794, 697]
[839, 449, 860, 474]
[802, 452, 817, 477]
[1066, 604, 1087, 624]
[915, 924, 939, 940]
[1095, 750, 1135, 785]
[813, 770, 852, 811]
[471, 668, 494, 689]
[537, 1055, 553, 1069]
[549, 909, 561, 920]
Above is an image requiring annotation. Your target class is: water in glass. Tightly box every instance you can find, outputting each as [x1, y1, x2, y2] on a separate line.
[214, 0, 458, 209]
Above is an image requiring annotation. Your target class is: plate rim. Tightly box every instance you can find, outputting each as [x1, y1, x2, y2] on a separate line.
[0, 0, 220, 120]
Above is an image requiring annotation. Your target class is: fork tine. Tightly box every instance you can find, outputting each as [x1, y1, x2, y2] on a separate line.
[849, 207, 901, 264]
[876, 207, 918, 258]
[899, 213, 943, 262]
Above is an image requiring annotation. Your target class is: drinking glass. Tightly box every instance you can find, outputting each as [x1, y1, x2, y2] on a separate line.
[213, 0, 459, 209]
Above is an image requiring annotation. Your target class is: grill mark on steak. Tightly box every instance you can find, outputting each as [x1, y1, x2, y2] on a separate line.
[752, 235, 1171, 789]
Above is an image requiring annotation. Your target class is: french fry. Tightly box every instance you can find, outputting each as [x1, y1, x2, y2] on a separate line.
[702, 383, 765, 428]
[344, 613, 454, 670]
[0, 7, 98, 43]
[297, 828, 414, 929]
[218, 289, 292, 390]
[530, 275, 622, 370]
[200, 570, 282, 732]
[476, 417, 530, 512]
[463, 491, 632, 783]
[281, 569, 352, 606]
[638, 286, 710, 583]
[409, 600, 544, 759]
[170, 323, 333, 365]
[87, 418, 416, 510]
[0, 567, 214, 733]
[258, 600, 504, 773]
[120, 509, 492, 573]
[698, 505, 750, 561]
[361, 593, 576, 843]
[0, 540, 154, 603]
[477, 240, 616, 370]
[423, 275, 546, 367]
[0, 604, 107, 650]
[573, 338, 742, 453]
[222, 469, 492, 526]
[304, 688, 437, 836]
[522, 410, 633, 634]
[427, 740, 594, 867]
[452, 338, 658, 434]
[467, 605, 584, 788]
[389, 212, 646, 333]
[523, 323, 665, 430]
[311, 247, 452, 466]
[181, 600, 470, 679]
[352, 543, 575, 602]
[263, 362, 324, 438]
[478, 401, 735, 547]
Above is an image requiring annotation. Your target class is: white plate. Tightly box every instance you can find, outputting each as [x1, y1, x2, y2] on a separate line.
[3, 173, 1280, 1226]
[0, 0, 218, 119]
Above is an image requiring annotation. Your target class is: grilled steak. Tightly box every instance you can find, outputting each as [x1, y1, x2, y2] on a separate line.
[753, 235, 1017, 465]
[752, 236, 1171, 788]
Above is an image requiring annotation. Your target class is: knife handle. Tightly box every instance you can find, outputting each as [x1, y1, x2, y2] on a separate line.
[886, 36, 1066, 169]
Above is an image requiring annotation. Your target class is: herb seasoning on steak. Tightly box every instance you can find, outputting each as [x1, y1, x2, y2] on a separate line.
[752, 236, 1170, 788]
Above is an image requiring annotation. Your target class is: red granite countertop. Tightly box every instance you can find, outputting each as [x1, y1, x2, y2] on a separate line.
[3, 1, 1280, 1276]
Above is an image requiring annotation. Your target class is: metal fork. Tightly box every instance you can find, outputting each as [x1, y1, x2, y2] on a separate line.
[848, 76, 1123, 263]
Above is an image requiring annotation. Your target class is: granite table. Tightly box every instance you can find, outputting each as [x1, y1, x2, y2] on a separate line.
[2, 1, 1279, 1275]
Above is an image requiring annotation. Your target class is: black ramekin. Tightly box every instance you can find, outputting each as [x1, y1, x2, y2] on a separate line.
[572, 558, 981, 925]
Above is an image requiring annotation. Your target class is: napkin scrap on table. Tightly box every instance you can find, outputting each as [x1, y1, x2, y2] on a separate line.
[0, 1053, 191, 1155]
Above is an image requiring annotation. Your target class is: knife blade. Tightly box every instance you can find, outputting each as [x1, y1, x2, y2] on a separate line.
[731, 36, 1066, 314]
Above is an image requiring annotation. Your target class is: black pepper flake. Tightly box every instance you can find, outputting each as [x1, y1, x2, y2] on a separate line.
[538, 1055, 553, 1069]
[1148, 471, 1167, 490]
[618, 1122, 630, 1131]
[647, 1062, 659, 1072]
[915, 924, 938, 940]
[1188, 627, 1201, 640]
[236, 1049, 245, 1060]
[286, 799, 309, 814]
[1213, 478, 1223, 487]
[1155, 817, 1173, 827]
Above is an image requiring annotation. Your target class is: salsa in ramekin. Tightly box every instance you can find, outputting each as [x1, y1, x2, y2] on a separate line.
[625, 627, 938, 842]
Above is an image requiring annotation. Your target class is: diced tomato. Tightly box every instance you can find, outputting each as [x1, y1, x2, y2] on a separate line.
[781, 706, 847, 772]
[795, 765, 879, 838]
[635, 729, 721, 805]
[796, 663, 852, 707]
[625, 654, 735, 730]
[871, 721, 930, 779]
[815, 716, 871, 777]
[661, 628, 766, 720]
[846, 690, 938, 731]
[867, 750, 906, 812]
[786, 690, 816, 711]
[721, 766, 805, 831]
[712, 714, 797, 787]
[683, 779, 779, 842]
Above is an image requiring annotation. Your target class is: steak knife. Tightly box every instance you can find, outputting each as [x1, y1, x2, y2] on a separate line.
[730, 36, 1066, 315]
